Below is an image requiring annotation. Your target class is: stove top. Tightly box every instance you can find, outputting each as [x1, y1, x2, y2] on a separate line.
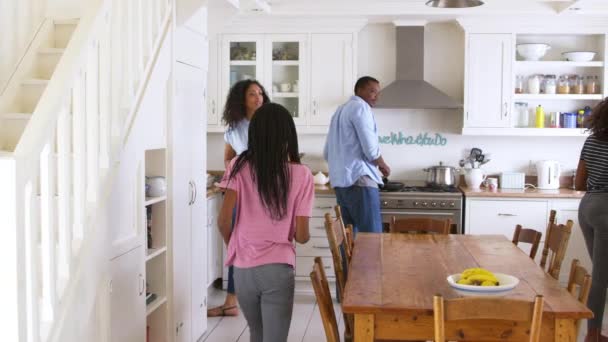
[389, 185, 460, 193]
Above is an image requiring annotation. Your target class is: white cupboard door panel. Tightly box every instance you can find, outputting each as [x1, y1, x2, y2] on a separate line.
[309, 34, 353, 126]
[467, 200, 548, 244]
[110, 247, 145, 342]
[552, 200, 591, 284]
[466, 34, 512, 128]
[207, 38, 220, 126]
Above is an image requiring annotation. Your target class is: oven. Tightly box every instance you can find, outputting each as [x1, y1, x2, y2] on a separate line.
[379, 192, 463, 234]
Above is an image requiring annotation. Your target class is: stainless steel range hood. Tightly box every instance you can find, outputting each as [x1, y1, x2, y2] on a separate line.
[375, 25, 462, 109]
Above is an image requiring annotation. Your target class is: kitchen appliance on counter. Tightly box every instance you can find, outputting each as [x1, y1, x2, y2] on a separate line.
[423, 162, 459, 187]
[380, 180, 463, 234]
[536, 160, 561, 190]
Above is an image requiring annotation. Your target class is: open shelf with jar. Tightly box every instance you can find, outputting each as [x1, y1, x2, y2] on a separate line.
[144, 148, 169, 342]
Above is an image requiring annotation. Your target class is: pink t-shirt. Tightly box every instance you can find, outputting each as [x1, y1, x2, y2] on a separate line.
[219, 162, 314, 268]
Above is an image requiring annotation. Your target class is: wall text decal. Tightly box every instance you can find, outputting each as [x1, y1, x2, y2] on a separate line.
[378, 132, 448, 146]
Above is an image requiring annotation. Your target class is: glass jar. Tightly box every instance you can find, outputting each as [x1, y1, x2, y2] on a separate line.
[543, 74, 557, 94]
[571, 75, 584, 94]
[585, 75, 599, 94]
[515, 75, 524, 94]
[527, 75, 541, 94]
[515, 102, 529, 127]
[557, 75, 570, 94]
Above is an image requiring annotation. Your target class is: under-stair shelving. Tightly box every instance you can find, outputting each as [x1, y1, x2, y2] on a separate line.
[144, 148, 169, 342]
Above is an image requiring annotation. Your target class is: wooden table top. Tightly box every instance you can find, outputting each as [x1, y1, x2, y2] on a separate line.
[342, 233, 593, 320]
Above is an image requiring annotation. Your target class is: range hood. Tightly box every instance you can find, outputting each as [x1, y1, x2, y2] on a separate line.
[375, 25, 462, 109]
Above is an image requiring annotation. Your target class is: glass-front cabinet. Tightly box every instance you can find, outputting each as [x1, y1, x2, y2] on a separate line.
[220, 34, 306, 125]
[265, 35, 306, 125]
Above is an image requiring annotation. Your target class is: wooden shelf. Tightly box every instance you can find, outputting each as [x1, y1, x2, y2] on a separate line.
[515, 61, 604, 68]
[146, 247, 167, 262]
[462, 127, 590, 137]
[145, 195, 166, 206]
[272, 60, 299, 66]
[513, 94, 603, 100]
[229, 60, 256, 66]
[146, 296, 167, 316]
[273, 92, 299, 98]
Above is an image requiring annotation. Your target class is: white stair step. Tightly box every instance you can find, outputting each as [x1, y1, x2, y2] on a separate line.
[22, 78, 50, 86]
[0, 113, 32, 120]
[53, 18, 79, 26]
[53, 18, 79, 49]
[38, 48, 65, 55]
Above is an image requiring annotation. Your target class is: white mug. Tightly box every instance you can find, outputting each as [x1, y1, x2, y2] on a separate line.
[486, 177, 498, 191]
[280, 83, 292, 92]
[464, 168, 487, 190]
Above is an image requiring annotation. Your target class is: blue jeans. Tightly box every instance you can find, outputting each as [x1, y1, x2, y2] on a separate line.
[334, 185, 382, 234]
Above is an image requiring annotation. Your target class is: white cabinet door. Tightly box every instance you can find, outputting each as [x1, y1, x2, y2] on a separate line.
[206, 194, 222, 287]
[309, 34, 354, 126]
[551, 199, 591, 284]
[207, 38, 220, 126]
[110, 246, 145, 342]
[220, 34, 265, 108]
[466, 199, 548, 243]
[465, 34, 512, 128]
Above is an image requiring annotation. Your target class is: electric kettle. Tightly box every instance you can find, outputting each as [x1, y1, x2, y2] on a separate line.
[536, 160, 561, 190]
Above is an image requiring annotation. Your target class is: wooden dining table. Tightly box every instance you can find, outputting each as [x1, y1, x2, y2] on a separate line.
[342, 233, 592, 342]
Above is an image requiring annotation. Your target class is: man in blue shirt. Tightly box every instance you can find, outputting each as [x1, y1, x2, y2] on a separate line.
[324, 76, 390, 234]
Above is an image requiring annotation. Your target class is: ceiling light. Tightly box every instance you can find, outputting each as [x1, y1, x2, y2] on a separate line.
[425, 0, 484, 8]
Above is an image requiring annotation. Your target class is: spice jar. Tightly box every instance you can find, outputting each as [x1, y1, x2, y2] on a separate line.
[544, 75, 557, 94]
[585, 75, 599, 94]
[515, 75, 524, 94]
[557, 75, 570, 94]
[527, 75, 541, 94]
[571, 75, 584, 94]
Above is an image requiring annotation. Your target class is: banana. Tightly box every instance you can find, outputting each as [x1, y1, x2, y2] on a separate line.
[457, 267, 499, 287]
[457, 278, 473, 285]
[467, 274, 498, 283]
[481, 280, 498, 286]
[461, 268, 495, 279]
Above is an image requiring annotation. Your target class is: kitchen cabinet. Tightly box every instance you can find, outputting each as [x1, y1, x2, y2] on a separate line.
[172, 61, 208, 342]
[464, 33, 512, 129]
[110, 246, 146, 342]
[464, 196, 589, 284]
[209, 33, 356, 133]
[460, 19, 608, 136]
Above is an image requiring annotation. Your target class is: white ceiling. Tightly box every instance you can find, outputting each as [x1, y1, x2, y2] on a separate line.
[235, 0, 608, 21]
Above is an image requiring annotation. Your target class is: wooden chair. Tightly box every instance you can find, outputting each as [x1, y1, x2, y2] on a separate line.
[324, 212, 353, 339]
[512, 225, 543, 259]
[433, 295, 545, 342]
[310, 257, 340, 342]
[344, 224, 355, 258]
[389, 217, 451, 234]
[334, 205, 353, 262]
[566, 259, 592, 335]
[540, 210, 573, 280]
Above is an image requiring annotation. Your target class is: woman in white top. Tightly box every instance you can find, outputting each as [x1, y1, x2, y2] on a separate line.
[208, 79, 270, 317]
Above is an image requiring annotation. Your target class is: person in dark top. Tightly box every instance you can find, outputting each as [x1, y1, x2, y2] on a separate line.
[575, 98, 608, 342]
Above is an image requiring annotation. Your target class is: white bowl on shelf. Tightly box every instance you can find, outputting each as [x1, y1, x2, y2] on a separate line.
[516, 43, 551, 61]
[562, 51, 596, 62]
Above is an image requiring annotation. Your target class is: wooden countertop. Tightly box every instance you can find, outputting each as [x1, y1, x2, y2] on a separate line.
[460, 185, 585, 199]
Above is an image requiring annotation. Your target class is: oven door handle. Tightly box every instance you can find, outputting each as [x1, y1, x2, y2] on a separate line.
[381, 211, 455, 216]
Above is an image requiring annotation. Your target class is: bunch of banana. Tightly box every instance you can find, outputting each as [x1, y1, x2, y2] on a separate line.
[456, 267, 499, 286]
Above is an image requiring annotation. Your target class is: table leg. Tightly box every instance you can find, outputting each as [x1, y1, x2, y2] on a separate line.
[354, 314, 374, 342]
[555, 318, 577, 342]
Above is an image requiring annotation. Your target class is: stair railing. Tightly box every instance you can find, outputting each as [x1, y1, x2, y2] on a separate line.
[0, 0, 172, 340]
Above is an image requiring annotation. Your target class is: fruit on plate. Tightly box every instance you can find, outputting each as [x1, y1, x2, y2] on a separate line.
[457, 268, 499, 286]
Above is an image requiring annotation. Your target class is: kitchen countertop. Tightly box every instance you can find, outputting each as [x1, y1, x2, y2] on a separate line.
[459, 186, 585, 199]
[207, 183, 336, 198]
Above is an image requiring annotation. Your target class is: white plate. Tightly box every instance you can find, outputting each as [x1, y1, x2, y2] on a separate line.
[447, 273, 519, 293]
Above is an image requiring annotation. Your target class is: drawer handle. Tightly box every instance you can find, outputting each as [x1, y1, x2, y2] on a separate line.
[315, 206, 332, 209]
[315, 227, 325, 230]
[498, 213, 517, 217]
[313, 245, 330, 249]
[324, 266, 331, 270]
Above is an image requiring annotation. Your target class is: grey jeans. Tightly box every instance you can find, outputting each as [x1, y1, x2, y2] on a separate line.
[578, 192, 608, 330]
[233, 264, 295, 342]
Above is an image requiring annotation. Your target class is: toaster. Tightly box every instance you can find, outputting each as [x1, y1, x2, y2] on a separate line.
[500, 172, 526, 189]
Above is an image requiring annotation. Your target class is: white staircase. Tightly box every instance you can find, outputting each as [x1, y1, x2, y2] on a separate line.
[0, 0, 172, 340]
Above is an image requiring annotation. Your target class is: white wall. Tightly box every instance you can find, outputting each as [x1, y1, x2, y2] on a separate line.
[207, 22, 586, 180]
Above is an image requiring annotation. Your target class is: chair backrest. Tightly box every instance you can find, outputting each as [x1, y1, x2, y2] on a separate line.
[512, 225, 543, 259]
[345, 224, 355, 259]
[334, 205, 352, 260]
[310, 257, 340, 342]
[433, 295, 544, 342]
[390, 217, 451, 234]
[540, 210, 573, 279]
[566, 259, 592, 335]
[324, 212, 353, 338]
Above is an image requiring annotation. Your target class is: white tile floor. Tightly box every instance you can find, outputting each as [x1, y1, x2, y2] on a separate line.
[201, 287, 607, 342]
